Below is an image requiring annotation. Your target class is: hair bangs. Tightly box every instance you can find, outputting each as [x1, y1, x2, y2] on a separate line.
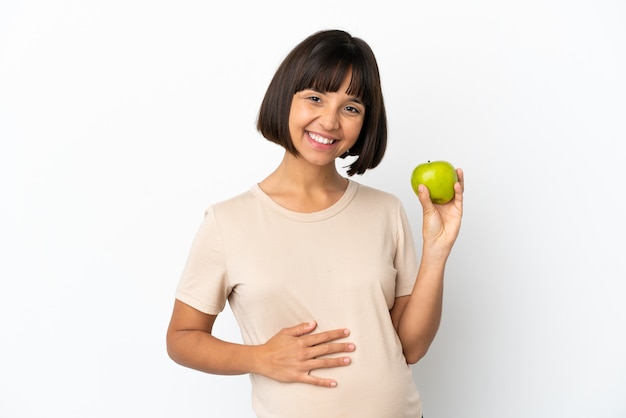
[295, 48, 368, 103]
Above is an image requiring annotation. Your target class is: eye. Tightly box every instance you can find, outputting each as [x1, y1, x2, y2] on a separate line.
[307, 95, 322, 103]
[345, 105, 361, 114]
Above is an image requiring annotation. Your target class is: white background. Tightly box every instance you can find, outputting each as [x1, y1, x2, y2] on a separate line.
[1, 1, 625, 417]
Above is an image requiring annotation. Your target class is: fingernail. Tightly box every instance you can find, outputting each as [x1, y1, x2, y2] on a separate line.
[343, 357, 351, 365]
[343, 329, 350, 336]
[348, 344, 355, 351]
[329, 381, 337, 387]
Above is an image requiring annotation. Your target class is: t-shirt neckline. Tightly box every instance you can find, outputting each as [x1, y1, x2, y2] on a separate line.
[250, 179, 359, 222]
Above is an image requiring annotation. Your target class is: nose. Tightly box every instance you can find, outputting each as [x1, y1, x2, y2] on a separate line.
[318, 107, 340, 130]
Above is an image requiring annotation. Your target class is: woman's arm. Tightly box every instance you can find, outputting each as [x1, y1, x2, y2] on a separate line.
[166, 299, 356, 387]
[391, 168, 464, 364]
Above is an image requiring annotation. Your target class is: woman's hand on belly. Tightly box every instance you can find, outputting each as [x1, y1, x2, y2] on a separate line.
[252, 320, 356, 388]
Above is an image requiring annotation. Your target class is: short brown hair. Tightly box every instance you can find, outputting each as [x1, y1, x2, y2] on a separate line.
[256, 29, 387, 176]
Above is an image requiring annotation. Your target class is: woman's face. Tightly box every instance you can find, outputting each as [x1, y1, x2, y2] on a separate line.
[288, 71, 365, 169]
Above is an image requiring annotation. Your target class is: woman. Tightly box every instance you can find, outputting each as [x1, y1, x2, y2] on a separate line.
[167, 29, 464, 417]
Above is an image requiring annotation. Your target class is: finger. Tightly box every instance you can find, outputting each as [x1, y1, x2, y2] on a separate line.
[456, 168, 464, 193]
[303, 374, 339, 388]
[304, 328, 351, 346]
[303, 356, 353, 388]
[280, 321, 318, 337]
[454, 181, 464, 204]
[417, 184, 435, 212]
[308, 355, 352, 371]
[454, 168, 464, 208]
[309, 342, 356, 358]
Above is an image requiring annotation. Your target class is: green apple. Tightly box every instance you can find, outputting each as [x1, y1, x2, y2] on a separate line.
[411, 160, 458, 204]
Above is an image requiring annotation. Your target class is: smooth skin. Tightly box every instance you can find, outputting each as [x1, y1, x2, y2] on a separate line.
[166, 71, 464, 387]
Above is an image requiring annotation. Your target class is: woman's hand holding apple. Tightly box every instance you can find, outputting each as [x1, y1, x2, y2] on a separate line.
[413, 164, 464, 258]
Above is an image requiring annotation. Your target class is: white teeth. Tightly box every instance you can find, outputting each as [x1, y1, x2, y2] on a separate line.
[309, 132, 335, 145]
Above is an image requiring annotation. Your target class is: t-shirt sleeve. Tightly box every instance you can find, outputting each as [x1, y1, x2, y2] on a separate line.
[394, 200, 419, 297]
[175, 206, 231, 315]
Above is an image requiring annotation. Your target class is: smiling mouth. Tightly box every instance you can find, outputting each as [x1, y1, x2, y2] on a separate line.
[308, 131, 336, 145]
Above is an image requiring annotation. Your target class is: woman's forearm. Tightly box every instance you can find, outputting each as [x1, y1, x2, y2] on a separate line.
[167, 329, 258, 375]
[397, 247, 449, 364]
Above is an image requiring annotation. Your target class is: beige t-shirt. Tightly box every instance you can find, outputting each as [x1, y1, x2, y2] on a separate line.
[176, 180, 422, 417]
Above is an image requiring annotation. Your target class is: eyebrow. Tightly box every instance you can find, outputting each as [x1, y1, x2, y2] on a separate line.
[300, 88, 364, 105]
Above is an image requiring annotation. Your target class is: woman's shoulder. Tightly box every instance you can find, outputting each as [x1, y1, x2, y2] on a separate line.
[352, 180, 402, 206]
[203, 187, 259, 217]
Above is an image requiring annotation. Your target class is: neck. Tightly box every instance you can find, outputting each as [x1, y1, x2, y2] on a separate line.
[265, 152, 347, 190]
[258, 152, 349, 212]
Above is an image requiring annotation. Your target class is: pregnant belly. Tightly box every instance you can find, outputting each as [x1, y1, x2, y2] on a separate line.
[250, 353, 422, 418]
